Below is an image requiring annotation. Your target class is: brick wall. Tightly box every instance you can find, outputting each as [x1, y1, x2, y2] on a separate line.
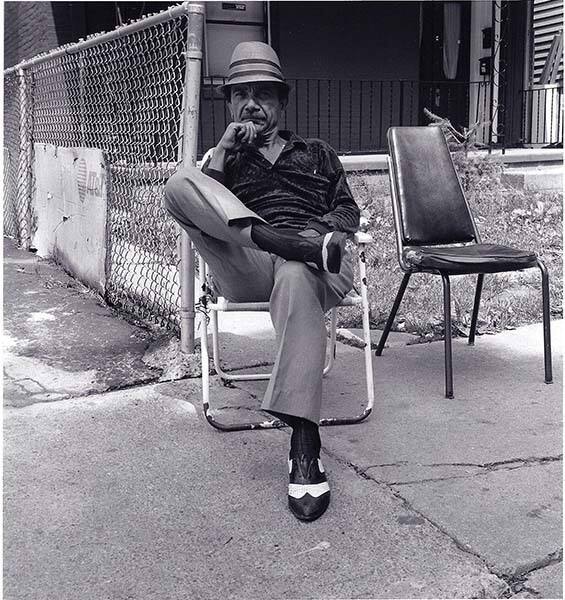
[4, 2, 60, 68]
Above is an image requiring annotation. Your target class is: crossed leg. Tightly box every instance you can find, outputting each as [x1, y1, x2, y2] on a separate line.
[164, 166, 353, 423]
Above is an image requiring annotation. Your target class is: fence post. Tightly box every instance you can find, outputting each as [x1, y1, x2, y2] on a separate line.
[178, 1, 205, 353]
[16, 67, 32, 249]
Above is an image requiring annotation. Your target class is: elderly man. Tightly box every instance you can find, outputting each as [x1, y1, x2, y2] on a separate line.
[165, 42, 360, 521]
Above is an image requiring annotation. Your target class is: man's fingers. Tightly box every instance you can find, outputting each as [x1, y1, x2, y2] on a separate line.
[240, 122, 257, 144]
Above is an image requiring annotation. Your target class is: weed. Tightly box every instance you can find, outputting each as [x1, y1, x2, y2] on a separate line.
[345, 156, 563, 338]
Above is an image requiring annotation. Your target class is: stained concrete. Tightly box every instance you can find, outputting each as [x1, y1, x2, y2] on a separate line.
[3, 238, 562, 599]
[4, 384, 506, 600]
[3, 239, 161, 406]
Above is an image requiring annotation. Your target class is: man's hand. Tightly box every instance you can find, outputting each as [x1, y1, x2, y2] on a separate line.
[207, 122, 258, 173]
[218, 122, 258, 152]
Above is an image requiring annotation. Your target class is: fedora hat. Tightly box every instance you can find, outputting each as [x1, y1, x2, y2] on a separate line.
[219, 41, 290, 96]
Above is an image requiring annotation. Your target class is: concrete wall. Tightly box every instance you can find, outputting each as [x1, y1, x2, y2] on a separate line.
[32, 144, 108, 294]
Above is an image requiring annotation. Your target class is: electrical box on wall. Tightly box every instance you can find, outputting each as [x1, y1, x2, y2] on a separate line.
[205, 1, 267, 77]
[479, 56, 492, 76]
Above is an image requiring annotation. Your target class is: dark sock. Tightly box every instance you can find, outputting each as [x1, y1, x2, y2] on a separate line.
[250, 222, 345, 273]
[251, 222, 318, 264]
[267, 411, 321, 458]
[290, 419, 321, 458]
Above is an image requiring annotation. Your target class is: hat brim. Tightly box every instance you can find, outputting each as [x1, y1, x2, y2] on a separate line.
[217, 76, 291, 97]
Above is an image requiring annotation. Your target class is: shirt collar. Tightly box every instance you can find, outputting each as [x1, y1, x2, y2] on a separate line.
[279, 130, 308, 149]
[239, 130, 306, 161]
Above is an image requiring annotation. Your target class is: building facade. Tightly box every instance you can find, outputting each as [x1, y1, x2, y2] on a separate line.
[4, 1, 563, 154]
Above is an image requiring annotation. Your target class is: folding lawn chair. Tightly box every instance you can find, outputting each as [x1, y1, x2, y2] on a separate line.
[376, 126, 552, 398]
[197, 228, 375, 432]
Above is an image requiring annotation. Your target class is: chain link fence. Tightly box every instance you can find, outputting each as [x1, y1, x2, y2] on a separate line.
[4, 71, 32, 244]
[4, 6, 194, 331]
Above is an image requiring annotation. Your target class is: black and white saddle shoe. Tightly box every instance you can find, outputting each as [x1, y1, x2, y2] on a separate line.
[288, 455, 330, 521]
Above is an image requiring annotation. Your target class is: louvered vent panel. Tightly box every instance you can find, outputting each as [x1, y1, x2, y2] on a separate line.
[533, 0, 563, 82]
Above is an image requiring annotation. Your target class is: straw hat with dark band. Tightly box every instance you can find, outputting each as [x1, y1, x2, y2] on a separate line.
[219, 41, 291, 96]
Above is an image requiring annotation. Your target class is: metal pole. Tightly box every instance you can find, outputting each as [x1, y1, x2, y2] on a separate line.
[178, 2, 205, 353]
[488, 1, 495, 151]
[16, 67, 32, 249]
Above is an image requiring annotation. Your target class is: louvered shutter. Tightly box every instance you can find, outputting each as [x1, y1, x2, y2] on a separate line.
[533, 0, 563, 83]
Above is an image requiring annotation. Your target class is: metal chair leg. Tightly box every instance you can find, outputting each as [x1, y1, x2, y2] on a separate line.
[198, 244, 374, 431]
[202, 305, 285, 431]
[537, 259, 553, 384]
[323, 308, 338, 377]
[321, 243, 374, 426]
[375, 273, 411, 356]
[441, 274, 454, 399]
[468, 274, 484, 346]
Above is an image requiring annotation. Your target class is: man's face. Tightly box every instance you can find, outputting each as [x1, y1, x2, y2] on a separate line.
[228, 83, 286, 134]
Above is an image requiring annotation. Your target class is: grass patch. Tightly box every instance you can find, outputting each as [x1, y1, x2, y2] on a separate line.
[343, 154, 563, 338]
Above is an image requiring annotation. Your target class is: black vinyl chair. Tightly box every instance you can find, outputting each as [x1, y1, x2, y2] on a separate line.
[376, 126, 552, 398]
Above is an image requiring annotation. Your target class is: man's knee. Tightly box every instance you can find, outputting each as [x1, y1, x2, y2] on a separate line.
[164, 168, 188, 210]
[276, 261, 313, 284]
[164, 167, 201, 220]
[274, 261, 323, 301]
[271, 262, 325, 325]
[164, 170, 181, 215]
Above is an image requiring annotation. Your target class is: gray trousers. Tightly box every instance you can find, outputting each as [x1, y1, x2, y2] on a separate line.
[164, 166, 354, 423]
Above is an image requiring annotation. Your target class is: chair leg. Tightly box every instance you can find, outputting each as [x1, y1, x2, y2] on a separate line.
[323, 308, 338, 376]
[441, 274, 454, 399]
[321, 245, 374, 426]
[199, 245, 375, 431]
[201, 295, 285, 431]
[375, 273, 411, 356]
[468, 274, 484, 346]
[537, 259, 553, 384]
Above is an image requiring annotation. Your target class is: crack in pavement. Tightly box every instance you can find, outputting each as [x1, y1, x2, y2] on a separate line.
[220, 361, 274, 374]
[364, 455, 562, 471]
[3, 374, 166, 410]
[502, 548, 563, 597]
[321, 446, 500, 565]
[321, 447, 563, 597]
[7, 378, 46, 394]
[511, 548, 563, 579]
[362, 455, 563, 485]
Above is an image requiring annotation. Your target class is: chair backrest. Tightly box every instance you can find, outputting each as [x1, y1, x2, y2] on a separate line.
[387, 126, 477, 246]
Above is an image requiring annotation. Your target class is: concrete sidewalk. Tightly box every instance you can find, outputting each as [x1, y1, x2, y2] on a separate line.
[3, 239, 563, 599]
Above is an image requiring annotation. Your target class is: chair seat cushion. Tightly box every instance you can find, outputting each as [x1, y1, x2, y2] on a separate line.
[403, 243, 538, 274]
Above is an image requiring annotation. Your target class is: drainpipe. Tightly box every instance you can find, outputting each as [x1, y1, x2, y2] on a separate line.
[179, 2, 205, 353]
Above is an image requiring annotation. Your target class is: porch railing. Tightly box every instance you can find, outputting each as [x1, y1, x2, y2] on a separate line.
[198, 78, 564, 155]
[522, 84, 564, 147]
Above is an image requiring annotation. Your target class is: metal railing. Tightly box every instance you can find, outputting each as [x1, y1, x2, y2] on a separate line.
[198, 78, 498, 155]
[4, 12, 562, 342]
[523, 84, 564, 146]
[3, 3, 204, 345]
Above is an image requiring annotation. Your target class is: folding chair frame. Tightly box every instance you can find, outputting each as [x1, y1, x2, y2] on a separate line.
[198, 233, 375, 431]
[376, 152, 552, 399]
